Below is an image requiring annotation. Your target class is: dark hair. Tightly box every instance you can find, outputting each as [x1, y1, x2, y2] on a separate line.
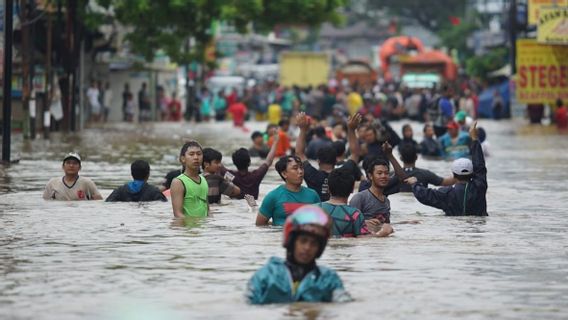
[332, 140, 346, 157]
[316, 146, 337, 165]
[131, 160, 150, 181]
[232, 148, 251, 171]
[251, 131, 263, 141]
[179, 140, 203, 157]
[423, 123, 433, 133]
[275, 155, 302, 181]
[557, 98, 564, 108]
[453, 173, 472, 181]
[278, 119, 290, 127]
[314, 126, 326, 138]
[202, 148, 222, 167]
[399, 143, 418, 163]
[365, 158, 390, 176]
[402, 124, 412, 135]
[328, 168, 355, 198]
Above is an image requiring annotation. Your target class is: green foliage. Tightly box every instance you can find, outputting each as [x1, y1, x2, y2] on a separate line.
[87, 0, 345, 64]
[465, 47, 509, 81]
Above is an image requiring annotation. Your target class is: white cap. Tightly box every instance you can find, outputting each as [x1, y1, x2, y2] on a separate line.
[63, 152, 82, 163]
[451, 158, 473, 175]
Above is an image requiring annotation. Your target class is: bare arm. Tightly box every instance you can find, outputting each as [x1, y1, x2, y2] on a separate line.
[347, 113, 362, 163]
[255, 213, 270, 226]
[264, 131, 280, 167]
[294, 112, 310, 162]
[441, 176, 456, 186]
[170, 178, 185, 218]
[383, 142, 406, 180]
[230, 185, 241, 197]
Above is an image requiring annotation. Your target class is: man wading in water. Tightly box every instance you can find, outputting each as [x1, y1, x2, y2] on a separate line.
[171, 141, 209, 218]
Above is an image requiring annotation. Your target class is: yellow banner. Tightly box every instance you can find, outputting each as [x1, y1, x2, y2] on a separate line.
[537, 7, 568, 44]
[516, 39, 568, 104]
[529, 0, 568, 25]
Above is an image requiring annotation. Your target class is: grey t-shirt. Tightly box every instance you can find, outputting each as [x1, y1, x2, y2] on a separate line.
[348, 189, 391, 223]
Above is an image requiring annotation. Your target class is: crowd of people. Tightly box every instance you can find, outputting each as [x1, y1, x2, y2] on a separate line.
[43, 89, 489, 303]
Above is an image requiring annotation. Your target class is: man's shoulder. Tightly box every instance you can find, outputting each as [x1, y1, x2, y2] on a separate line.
[77, 176, 97, 186]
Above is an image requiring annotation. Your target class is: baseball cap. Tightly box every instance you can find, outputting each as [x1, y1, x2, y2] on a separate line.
[446, 120, 460, 129]
[451, 158, 473, 175]
[63, 152, 81, 163]
[455, 111, 467, 122]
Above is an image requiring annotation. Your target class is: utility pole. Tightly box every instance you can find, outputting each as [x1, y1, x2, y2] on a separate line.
[509, 0, 517, 74]
[43, 8, 52, 139]
[2, 0, 14, 162]
[21, 0, 31, 139]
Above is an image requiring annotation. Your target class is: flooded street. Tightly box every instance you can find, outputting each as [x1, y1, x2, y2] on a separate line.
[1, 120, 568, 319]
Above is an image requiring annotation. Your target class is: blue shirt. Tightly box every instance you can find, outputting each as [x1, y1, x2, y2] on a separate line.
[439, 131, 471, 160]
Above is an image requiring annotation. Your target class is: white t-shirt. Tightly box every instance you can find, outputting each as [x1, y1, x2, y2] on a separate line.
[87, 87, 101, 110]
[43, 176, 101, 201]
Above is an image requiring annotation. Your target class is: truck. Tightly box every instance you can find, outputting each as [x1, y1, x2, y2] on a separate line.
[279, 52, 329, 87]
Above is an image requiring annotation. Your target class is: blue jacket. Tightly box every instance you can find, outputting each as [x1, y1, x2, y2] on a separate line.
[412, 140, 488, 216]
[246, 257, 352, 304]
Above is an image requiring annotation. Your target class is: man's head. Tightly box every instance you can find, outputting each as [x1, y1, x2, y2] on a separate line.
[314, 126, 326, 138]
[446, 121, 460, 138]
[399, 143, 418, 164]
[283, 206, 331, 264]
[402, 124, 413, 139]
[62, 152, 82, 176]
[279, 119, 290, 132]
[366, 158, 390, 188]
[451, 157, 473, 181]
[557, 98, 564, 108]
[423, 124, 435, 138]
[202, 148, 223, 173]
[328, 168, 355, 199]
[332, 140, 346, 158]
[232, 148, 251, 171]
[131, 160, 150, 181]
[179, 140, 203, 171]
[275, 155, 303, 185]
[455, 111, 467, 125]
[362, 125, 377, 144]
[250, 131, 264, 147]
[316, 146, 337, 166]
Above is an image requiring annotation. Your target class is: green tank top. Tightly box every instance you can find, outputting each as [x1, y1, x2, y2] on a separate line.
[176, 173, 209, 217]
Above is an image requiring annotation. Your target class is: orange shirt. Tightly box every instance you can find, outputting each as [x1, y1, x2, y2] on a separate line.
[268, 129, 291, 157]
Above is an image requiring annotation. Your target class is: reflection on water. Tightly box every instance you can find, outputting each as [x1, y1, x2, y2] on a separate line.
[1, 120, 568, 319]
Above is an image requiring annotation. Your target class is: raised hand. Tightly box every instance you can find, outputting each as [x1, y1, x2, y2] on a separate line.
[295, 112, 310, 130]
[469, 121, 478, 141]
[347, 113, 362, 131]
[382, 141, 393, 155]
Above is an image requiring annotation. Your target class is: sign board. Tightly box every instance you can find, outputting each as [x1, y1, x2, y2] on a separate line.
[537, 7, 568, 44]
[516, 39, 568, 103]
[528, 0, 568, 25]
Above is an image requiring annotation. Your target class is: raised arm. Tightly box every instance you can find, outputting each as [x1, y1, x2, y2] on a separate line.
[383, 142, 406, 181]
[294, 112, 310, 162]
[407, 178, 449, 211]
[264, 130, 280, 167]
[469, 121, 487, 188]
[347, 113, 362, 163]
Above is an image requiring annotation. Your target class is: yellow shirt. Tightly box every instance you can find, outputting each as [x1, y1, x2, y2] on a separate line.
[268, 104, 282, 125]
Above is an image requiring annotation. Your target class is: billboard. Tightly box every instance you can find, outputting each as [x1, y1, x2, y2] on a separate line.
[528, 0, 568, 25]
[516, 39, 568, 103]
[537, 7, 568, 44]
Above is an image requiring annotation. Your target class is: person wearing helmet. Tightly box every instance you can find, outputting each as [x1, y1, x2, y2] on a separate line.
[406, 122, 487, 216]
[246, 205, 352, 304]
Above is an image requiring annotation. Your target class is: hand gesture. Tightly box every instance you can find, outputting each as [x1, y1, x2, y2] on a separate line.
[376, 223, 394, 237]
[404, 177, 418, 185]
[244, 194, 257, 208]
[347, 113, 362, 131]
[469, 121, 478, 141]
[296, 112, 310, 131]
[382, 141, 393, 156]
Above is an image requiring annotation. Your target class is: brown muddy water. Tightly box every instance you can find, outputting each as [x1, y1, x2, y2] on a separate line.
[1, 120, 567, 319]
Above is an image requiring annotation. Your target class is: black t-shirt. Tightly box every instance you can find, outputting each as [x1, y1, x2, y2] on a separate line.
[335, 159, 363, 181]
[396, 167, 443, 192]
[303, 161, 330, 201]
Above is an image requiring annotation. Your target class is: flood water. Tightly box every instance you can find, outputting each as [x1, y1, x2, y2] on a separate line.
[1, 120, 568, 319]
